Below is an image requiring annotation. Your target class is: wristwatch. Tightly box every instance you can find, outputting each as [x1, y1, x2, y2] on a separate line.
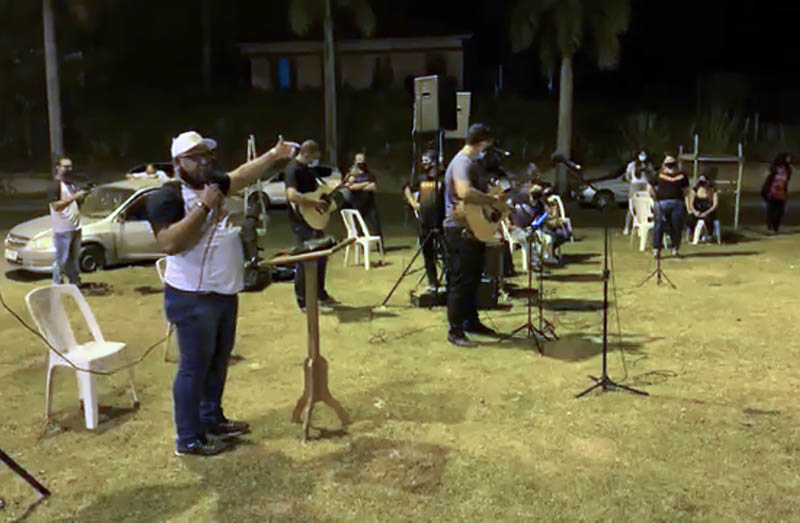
[195, 201, 211, 213]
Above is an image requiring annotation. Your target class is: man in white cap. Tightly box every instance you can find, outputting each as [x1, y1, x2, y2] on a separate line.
[147, 130, 297, 456]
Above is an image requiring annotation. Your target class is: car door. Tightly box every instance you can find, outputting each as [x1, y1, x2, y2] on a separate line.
[116, 192, 163, 260]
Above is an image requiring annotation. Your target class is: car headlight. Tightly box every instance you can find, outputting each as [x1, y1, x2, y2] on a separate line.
[28, 234, 53, 251]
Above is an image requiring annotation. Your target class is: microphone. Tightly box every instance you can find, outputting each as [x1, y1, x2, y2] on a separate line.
[551, 152, 582, 171]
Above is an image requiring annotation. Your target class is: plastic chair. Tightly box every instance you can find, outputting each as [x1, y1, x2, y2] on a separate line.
[501, 220, 529, 272]
[25, 284, 139, 430]
[630, 192, 655, 252]
[691, 219, 722, 245]
[547, 195, 574, 242]
[155, 257, 174, 362]
[341, 209, 384, 270]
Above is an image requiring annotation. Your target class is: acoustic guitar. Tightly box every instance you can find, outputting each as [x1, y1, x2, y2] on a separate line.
[290, 180, 348, 231]
[458, 184, 510, 243]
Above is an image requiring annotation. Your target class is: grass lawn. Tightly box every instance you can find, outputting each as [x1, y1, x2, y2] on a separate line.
[1, 204, 799, 521]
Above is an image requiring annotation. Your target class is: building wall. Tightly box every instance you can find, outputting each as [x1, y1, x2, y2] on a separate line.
[340, 53, 377, 89]
[389, 52, 426, 86]
[296, 54, 322, 90]
[251, 57, 272, 91]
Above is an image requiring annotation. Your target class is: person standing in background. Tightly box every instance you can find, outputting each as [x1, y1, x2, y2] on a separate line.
[761, 153, 792, 234]
[50, 157, 86, 285]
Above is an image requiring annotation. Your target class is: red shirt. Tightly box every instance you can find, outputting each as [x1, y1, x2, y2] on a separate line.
[768, 172, 789, 201]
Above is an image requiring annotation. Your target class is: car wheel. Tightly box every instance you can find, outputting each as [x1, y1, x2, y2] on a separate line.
[593, 191, 614, 209]
[79, 244, 105, 273]
[247, 192, 270, 214]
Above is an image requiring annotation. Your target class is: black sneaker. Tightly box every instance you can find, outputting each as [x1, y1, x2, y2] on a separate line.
[175, 437, 232, 457]
[208, 418, 250, 440]
[464, 322, 498, 337]
[448, 332, 477, 348]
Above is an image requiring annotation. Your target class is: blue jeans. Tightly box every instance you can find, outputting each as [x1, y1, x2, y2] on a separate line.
[653, 199, 686, 250]
[52, 230, 81, 284]
[164, 286, 238, 446]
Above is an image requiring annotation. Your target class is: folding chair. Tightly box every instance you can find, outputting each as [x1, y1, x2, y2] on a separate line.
[501, 220, 529, 272]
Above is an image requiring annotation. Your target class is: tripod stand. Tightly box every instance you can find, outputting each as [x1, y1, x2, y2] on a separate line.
[1, 447, 51, 507]
[381, 227, 446, 307]
[575, 206, 648, 398]
[635, 248, 676, 289]
[500, 229, 558, 354]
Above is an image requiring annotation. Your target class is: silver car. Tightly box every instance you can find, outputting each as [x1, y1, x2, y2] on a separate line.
[571, 165, 653, 208]
[4, 176, 242, 274]
[242, 166, 342, 211]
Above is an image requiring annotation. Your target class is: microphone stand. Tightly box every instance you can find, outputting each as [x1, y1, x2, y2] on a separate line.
[551, 157, 648, 398]
[1, 447, 51, 508]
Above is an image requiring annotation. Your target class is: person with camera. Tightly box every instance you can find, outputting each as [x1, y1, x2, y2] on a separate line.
[404, 149, 444, 290]
[147, 131, 298, 457]
[50, 157, 87, 285]
[443, 124, 511, 348]
[650, 155, 689, 257]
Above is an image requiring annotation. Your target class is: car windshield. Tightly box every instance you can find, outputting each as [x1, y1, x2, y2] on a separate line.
[81, 187, 135, 218]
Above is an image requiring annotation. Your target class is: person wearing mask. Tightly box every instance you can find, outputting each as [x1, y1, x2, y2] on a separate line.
[442, 124, 510, 348]
[285, 140, 338, 311]
[50, 157, 87, 285]
[344, 152, 383, 246]
[687, 175, 719, 243]
[147, 131, 297, 456]
[761, 153, 792, 234]
[404, 149, 444, 290]
[649, 155, 689, 257]
[623, 151, 652, 235]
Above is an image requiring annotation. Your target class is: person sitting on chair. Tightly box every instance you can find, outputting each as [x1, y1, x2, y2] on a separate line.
[649, 155, 689, 258]
[344, 152, 383, 248]
[624, 151, 652, 235]
[687, 175, 719, 243]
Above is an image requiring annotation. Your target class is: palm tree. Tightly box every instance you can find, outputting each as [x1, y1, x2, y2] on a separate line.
[510, 0, 630, 193]
[289, 0, 375, 166]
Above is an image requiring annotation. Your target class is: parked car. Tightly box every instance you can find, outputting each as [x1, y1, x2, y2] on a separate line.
[241, 165, 342, 211]
[4, 176, 242, 274]
[571, 165, 654, 208]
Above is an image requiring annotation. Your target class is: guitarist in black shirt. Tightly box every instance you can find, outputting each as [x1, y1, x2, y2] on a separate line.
[285, 140, 337, 311]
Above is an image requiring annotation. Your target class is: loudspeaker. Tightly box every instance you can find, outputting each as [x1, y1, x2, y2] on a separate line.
[444, 92, 472, 140]
[413, 75, 458, 133]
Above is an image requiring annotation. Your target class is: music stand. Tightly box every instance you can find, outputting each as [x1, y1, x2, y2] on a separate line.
[500, 215, 557, 353]
[260, 238, 355, 442]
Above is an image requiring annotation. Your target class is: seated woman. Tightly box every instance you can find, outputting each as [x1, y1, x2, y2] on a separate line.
[541, 184, 571, 262]
[686, 175, 719, 243]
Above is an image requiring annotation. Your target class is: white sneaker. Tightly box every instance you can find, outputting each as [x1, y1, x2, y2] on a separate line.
[672, 248, 679, 257]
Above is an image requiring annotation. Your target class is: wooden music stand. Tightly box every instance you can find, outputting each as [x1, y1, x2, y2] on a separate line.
[260, 238, 355, 441]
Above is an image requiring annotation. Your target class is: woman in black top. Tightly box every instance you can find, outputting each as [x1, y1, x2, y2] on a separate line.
[649, 155, 689, 257]
[687, 176, 719, 243]
[761, 153, 792, 233]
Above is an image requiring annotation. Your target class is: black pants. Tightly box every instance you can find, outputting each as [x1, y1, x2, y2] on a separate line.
[292, 223, 328, 307]
[444, 228, 485, 334]
[766, 199, 787, 232]
[351, 192, 383, 240]
[418, 222, 440, 287]
[653, 199, 686, 250]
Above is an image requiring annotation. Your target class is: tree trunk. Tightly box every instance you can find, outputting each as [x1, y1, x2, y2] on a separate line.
[202, 0, 212, 90]
[323, 0, 338, 166]
[556, 55, 573, 195]
[43, 0, 64, 164]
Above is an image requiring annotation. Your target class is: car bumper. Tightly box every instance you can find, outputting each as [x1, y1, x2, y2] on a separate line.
[4, 246, 55, 273]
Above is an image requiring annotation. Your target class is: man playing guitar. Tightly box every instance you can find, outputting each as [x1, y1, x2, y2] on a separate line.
[285, 140, 338, 311]
[404, 149, 444, 291]
[442, 124, 510, 348]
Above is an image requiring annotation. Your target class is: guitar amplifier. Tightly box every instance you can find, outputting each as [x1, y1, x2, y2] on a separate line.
[477, 243, 504, 309]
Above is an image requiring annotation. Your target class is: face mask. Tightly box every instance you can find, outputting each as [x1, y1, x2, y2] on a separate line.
[309, 159, 320, 167]
[357, 162, 367, 170]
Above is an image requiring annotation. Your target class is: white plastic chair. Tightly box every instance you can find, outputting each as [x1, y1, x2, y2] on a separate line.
[630, 192, 655, 252]
[341, 209, 384, 270]
[547, 195, 574, 242]
[691, 219, 722, 245]
[155, 257, 174, 362]
[25, 284, 139, 430]
[501, 220, 529, 272]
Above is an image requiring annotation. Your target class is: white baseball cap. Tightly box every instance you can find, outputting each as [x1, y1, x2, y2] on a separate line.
[170, 131, 217, 159]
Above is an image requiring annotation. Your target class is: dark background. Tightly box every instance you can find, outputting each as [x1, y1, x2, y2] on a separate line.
[2, 0, 798, 170]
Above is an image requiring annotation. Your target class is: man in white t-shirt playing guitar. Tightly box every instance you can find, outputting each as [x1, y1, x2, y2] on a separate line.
[50, 157, 87, 285]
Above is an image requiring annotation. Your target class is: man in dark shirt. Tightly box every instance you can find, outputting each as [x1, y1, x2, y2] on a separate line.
[344, 152, 383, 246]
[650, 155, 689, 257]
[285, 139, 337, 311]
[404, 149, 444, 289]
